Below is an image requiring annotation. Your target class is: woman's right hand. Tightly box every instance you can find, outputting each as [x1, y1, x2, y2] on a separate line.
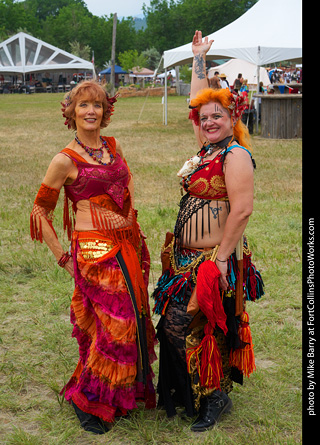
[192, 30, 214, 56]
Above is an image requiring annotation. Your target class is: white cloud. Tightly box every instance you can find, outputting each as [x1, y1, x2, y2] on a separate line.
[84, 0, 150, 18]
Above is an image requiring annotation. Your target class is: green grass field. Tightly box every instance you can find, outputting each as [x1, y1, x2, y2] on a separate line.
[0, 93, 302, 444]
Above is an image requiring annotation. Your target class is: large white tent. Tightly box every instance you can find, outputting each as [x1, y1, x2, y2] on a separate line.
[162, 0, 302, 125]
[208, 59, 270, 87]
[163, 0, 302, 69]
[0, 32, 95, 78]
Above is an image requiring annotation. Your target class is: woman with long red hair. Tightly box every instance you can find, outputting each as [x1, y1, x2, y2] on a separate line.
[153, 31, 263, 431]
[30, 80, 157, 434]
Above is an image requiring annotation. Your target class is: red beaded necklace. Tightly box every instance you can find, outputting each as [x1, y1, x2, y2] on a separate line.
[74, 134, 114, 165]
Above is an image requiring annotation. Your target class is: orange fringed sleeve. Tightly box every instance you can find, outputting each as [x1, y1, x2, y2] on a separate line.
[63, 193, 76, 241]
[30, 183, 60, 243]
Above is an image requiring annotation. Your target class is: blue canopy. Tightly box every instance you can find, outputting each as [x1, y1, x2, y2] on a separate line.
[99, 65, 127, 75]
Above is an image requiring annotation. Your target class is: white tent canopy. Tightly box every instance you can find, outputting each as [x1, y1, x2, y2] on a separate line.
[163, 0, 302, 68]
[0, 32, 95, 76]
[208, 59, 270, 86]
[157, 69, 176, 78]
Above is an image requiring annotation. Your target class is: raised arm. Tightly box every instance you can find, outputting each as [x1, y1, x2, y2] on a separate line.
[190, 31, 214, 146]
[190, 30, 214, 99]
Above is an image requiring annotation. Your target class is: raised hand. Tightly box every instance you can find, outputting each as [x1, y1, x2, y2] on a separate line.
[192, 30, 214, 56]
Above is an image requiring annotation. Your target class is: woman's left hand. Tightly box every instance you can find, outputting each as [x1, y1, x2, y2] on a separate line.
[215, 259, 228, 290]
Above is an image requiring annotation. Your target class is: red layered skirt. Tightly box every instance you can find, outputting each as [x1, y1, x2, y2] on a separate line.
[61, 230, 157, 423]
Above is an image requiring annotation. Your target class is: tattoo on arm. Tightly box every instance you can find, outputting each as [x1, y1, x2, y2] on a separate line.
[194, 54, 206, 80]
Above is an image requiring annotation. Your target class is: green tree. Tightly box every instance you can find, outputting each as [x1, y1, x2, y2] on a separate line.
[142, 47, 161, 70]
[118, 49, 148, 72]
[40, 5, 93, 53]
[0, 0, 40, 38]
[179, 64, 192, 83]
[142, 0, 178, 54]
[69, 40, 91, 60]
[142, 0, 258, 54]
[87, 15, 140, 70]
[24, 0, 89, 21]
[0, 0, 258, 71]
[86, 15, 113, 69]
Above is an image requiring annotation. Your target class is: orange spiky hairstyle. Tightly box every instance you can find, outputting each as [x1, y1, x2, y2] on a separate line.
[189, 88, 251, 150]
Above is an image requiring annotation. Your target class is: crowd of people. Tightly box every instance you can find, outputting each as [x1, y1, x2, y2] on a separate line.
[31, 30, 265, 435]
[206, 63, 302, 135]
[269, 68, 302, 84]
[209, 67, 301, 94]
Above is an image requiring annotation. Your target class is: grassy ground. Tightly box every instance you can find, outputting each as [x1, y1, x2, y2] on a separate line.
[0, 93, 302, 444]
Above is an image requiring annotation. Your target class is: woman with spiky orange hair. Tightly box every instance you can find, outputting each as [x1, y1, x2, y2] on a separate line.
[153, 31, 263, 431]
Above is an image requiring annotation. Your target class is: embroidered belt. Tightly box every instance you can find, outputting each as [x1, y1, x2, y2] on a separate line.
[171, 244, 216, 283]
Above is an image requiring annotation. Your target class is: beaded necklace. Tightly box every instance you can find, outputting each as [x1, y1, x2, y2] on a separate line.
[181, 136, 234, 191]
[74, 134, 114, 165]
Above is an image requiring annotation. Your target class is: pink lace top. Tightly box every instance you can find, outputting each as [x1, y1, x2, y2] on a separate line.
[61, 137, 129, 210]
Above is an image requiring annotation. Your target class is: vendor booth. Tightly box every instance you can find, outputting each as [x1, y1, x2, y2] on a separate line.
[0, 32, 95, 93]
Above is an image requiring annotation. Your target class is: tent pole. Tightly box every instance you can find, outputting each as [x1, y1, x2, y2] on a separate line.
[256, 65, 260, 133]
[164, 68, 168, 125]
[175, 65, 180, 95]
[256, 46, 261, 134]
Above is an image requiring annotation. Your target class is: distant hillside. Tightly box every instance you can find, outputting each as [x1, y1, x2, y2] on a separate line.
[117, 15, 146, 30]
[133, 16, 146, 30]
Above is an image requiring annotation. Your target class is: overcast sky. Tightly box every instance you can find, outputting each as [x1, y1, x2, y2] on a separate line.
[84, 0, 151, 18]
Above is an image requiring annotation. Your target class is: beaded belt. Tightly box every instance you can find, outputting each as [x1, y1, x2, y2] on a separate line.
[171, 245, 216, 283]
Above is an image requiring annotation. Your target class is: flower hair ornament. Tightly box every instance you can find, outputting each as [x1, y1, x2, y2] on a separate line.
[227, 93, 247, 122]
[104, 91, 119, 119]
[188, 107, 200, 126]
[61, 93, 72, 128]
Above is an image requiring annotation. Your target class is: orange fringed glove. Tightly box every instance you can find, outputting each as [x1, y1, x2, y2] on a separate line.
[30, 183, 60, 242]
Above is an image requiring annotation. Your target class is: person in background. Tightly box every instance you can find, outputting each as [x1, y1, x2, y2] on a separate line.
[208, 71, 221, 89]
[240, 79, 249, 94]
[218, 73, 230, 90]
[30, 79, 157, 435]
[152, 30, 264, 432]
[258, 81, 264, 94]
[233, 73, 243, 92]
[267, 84, 275, 94]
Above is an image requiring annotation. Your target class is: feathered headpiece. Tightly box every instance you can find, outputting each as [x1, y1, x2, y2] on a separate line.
[227, 93, 247, 122]
[188, 88, 247, 126]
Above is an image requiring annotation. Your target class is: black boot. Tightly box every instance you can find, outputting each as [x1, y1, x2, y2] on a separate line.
[191, 390, 232, 432]
[72, 401, 108, 435]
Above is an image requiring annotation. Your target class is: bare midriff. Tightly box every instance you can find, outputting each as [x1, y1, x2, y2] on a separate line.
[180, 199, 229, 249]
[74, 200, 132, 231]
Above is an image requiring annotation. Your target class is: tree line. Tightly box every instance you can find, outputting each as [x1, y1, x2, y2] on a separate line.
[0, 0, 257, 71]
